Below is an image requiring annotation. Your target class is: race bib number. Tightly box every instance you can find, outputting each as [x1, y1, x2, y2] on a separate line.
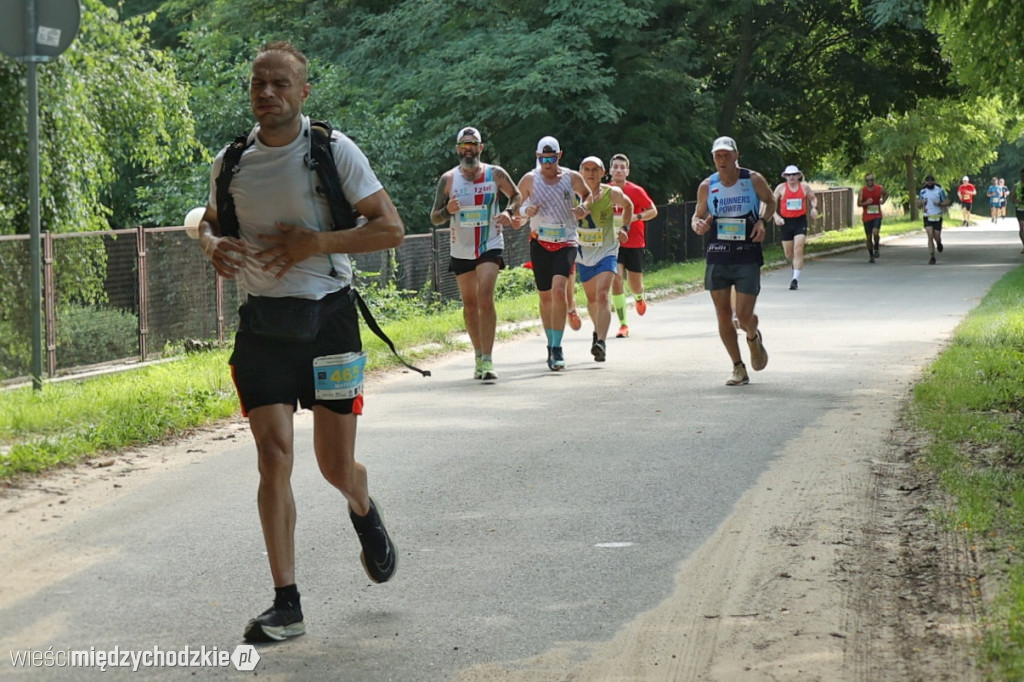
[866, 205, 881, 215]
[536, 222, 569, 243]
[612, 212, 624, 230]
[716, 217, 747, 241]
[313, 352, 367, 400]
[457, 206, 489, 228]
[577, 226, 603, 245]
[785, 198, 803, 211]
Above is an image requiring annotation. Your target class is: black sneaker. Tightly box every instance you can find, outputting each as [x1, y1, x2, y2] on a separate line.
[350, 497, 397, 583]
[789, 279, 798, 290]
[244, 599, 305, 642]
[549, 346, 566, 370]
[928, 255, 936, 265]
[937, 240, 944, 253]
[591, 336, 606, 362]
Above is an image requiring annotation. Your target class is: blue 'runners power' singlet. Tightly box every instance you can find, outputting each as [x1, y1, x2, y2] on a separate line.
[705, 168, 764, 266]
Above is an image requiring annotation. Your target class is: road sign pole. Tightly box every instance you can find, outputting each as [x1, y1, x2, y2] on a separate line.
[25, 0, 44, 390]
[28, 58, 42, 391]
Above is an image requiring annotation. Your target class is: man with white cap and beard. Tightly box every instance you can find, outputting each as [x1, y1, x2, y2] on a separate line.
[515, 135, 591, 371]
[772, 164, 817, 290]
[431, 126, 521, 380]
[691, 136, 776, 386]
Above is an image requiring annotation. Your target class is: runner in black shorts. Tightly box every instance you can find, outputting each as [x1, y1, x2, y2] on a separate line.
[692, 136, 777, 386]
[431, 125, 520, 380]
[197, 42, 403, 644]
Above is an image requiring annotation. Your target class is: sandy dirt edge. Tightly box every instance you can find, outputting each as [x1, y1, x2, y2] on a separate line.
[451, 386, 983, 681]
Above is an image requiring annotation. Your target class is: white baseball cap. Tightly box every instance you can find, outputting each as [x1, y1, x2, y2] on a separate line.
[580, 156, 605, 170]
[711, 136, 737, 153]
[536, 136, 561, 154]
[457, 126, 481, 143]
[782, 165, 802, 177]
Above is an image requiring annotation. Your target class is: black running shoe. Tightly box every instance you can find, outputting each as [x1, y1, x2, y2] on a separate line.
[244, 599, 305, 642]
[937, 240, 944, 253]
[928, 256, 936, 265]
[549, 346, 566, 370]
[789, 279, 798, 290]
[591, 336, 606, 362]
[350, 497, 398, 583]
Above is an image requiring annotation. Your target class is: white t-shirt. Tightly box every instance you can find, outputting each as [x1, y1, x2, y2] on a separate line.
[208, 116, 384, 299]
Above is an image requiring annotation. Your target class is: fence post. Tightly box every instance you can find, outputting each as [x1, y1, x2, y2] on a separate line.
[137, 225, 149, 361]
[43, 231, 56, 377]
[215, 274, 225, 344]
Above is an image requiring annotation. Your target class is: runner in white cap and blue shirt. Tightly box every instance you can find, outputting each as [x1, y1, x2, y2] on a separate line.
[691, 136, 776, 386]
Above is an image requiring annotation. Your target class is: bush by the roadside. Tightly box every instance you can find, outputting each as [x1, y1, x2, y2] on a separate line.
[56, 304, 140, 368]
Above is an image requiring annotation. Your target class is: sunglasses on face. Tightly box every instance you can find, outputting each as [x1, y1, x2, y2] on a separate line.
[538, 156, 558, 165]
[457, 142, 480, 149]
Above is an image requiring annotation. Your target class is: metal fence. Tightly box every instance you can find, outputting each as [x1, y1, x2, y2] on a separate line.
[0, 188, 853, 384]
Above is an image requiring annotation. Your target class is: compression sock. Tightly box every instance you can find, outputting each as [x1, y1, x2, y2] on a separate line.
[274, 584, 300, 606]
[612, 293, 627, 324]
[551, 329, 564, 348]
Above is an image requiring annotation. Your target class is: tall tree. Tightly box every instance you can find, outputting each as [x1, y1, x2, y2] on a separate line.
[858, 97, 1005, 219]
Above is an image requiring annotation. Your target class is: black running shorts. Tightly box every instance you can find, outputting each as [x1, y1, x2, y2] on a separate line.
[230, 289, 363, 416]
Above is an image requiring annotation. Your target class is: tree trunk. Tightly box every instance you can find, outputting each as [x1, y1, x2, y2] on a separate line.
[905, 154, 918, 221]
[717, 12, 757, 134]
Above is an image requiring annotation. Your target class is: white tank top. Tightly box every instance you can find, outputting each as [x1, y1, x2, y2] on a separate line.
[449, 165, 504, 259]
[529, 168, 578, 246]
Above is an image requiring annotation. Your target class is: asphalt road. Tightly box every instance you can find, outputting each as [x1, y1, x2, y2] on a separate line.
[1, 222, 1021, 681]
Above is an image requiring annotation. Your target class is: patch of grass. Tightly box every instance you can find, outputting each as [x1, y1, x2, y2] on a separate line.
[909, 265, 1024, 677]
[0, 352, 239, 477]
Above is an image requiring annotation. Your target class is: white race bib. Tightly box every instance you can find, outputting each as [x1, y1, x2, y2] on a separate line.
[785, 198, 803, 211]
[457, 206, 489, 228]
[716, 217, 747, 241]
[577, 226, 603, 245]
[536, 222, 569, 243]
[313, 352, 367, 400]
[866, 205, 881, 215]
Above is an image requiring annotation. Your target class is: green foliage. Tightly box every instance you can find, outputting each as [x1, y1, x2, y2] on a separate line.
[0, 0, 202, 235]
[55, 304, 140, 368]
[854, 97, 1006, 216]
[493, 266, 537, 301]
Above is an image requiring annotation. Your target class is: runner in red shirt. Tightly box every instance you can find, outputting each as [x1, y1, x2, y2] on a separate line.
[859, 173, 888, 263]
[956, 176, 976, 226]
[608, 154, 657, 338]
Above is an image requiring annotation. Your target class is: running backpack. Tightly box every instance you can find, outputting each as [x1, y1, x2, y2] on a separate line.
[214, 120, 430, 377]
[215, 119, 357, 238]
